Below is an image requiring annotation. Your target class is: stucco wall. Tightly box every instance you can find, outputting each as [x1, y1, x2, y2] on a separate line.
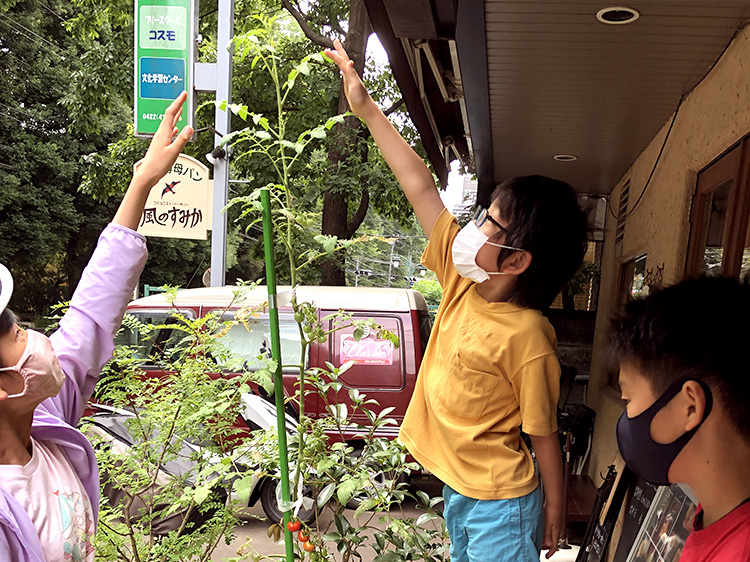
[587, 24, 750, 488]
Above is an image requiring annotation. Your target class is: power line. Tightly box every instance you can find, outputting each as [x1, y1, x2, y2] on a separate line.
[0, 14, 66, 60]
[0, 111, 27, 126]
[40, 2, 66, 23]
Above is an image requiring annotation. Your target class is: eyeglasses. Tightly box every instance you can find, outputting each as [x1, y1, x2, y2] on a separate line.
[472, 207, 527, 253]
[472, 207, 507, 235]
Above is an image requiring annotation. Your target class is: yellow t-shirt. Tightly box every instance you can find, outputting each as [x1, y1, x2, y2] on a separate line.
[399, 209, 560, 500]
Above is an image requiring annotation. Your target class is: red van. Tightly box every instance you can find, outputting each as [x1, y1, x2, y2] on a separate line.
[117, 285, 432, 443]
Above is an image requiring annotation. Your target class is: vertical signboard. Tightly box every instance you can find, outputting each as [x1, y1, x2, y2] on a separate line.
[135, 154, 211, 239]
[134, 0, 195, 137]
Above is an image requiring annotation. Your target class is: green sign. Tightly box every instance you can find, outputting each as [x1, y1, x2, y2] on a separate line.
[134, 0, 195, 137]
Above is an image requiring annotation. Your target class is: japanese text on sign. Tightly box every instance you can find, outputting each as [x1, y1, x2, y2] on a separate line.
[138, 5, 187, 50]
[141, 207, 203, 229]
[135, 154, 211, 240]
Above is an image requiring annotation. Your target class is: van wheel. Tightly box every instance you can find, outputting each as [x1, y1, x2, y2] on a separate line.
[259, 478, 316, 524]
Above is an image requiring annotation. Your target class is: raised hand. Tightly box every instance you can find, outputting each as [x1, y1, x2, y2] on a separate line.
[112, 92, 193, 230]
[133, 91, 194, 189]
[324, 39, 376, 119]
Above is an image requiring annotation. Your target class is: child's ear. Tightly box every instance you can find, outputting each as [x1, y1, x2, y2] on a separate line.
[501, 250, 532, 276]
[683, 380, 710, 431]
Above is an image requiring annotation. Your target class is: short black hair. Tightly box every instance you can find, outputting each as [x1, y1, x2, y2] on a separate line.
[0, 308, 17, 337]
[610, 276, 750, 440]
[491, 175, 589, 309]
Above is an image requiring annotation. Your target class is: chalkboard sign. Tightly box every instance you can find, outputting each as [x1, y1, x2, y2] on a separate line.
[588, 466, 635, 562]
[612, 479, 659, 562]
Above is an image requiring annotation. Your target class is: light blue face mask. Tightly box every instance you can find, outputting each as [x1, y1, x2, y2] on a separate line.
[451, 221, 525, 283]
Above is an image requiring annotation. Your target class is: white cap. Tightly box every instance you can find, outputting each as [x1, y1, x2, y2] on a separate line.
[0, 263, 13, 315]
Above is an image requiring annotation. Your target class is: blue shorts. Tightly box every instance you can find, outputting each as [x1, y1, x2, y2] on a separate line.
[442, 484, 544, 562]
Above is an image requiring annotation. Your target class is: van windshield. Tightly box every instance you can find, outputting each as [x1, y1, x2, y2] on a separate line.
[115, 311, 194, 365]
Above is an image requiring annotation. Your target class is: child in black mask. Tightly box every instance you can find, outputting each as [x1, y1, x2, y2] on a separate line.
[610, 275, 750, 562]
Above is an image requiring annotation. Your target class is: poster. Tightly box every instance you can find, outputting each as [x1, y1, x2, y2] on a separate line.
[624, 484, 696, 562]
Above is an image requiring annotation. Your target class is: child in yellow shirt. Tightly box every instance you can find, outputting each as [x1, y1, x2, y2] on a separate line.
[326, 41, 588, 561]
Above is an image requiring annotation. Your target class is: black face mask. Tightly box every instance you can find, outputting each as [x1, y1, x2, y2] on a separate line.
[616, 378, 713, 486]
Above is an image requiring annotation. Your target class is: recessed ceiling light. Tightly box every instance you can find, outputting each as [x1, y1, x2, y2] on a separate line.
[554, 154, 578, 162]
[596, 7, 640, 25]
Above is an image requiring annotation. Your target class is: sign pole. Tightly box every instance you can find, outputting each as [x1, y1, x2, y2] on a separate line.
[209, 0, 234, 287]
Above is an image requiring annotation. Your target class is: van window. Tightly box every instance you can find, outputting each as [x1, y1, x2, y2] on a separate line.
[216, 313, 303, 372]
[329, 315, 405, 390]
[115, 310, 195, 365]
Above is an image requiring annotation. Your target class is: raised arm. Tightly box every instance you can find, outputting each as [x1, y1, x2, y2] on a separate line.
[325, 39, 446, 238]
[46, 93, 193, 426]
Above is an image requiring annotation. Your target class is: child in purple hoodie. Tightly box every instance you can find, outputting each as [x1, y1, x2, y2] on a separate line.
[0, 92, 193, 562]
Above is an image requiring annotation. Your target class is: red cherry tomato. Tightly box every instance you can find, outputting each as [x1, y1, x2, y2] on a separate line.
[298, 530, 310, 542]
[303, 541, 315, 552]
[287, 520, 301, 533]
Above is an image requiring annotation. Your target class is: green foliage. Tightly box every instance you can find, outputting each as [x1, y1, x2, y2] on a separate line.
[566, 260, 601, 298]
[0, 0, 125, 315]
[93, 280, 447, 562]
[236, 289, 448, 562]
[88, 310, 258, 561]
[411, 279, 442, 307]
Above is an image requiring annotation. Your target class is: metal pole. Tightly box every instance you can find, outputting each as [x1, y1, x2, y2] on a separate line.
[260, 189, 294, 562]
[355, 257, 360, 287]
[210, 0, 234, 287]
[387, 242, 395, 287]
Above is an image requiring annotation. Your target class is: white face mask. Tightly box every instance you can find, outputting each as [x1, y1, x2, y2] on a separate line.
[451, 221, 525, 283]
[0, 329, 65, 404]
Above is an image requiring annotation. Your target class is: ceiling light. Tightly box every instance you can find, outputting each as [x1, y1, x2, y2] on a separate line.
[596, 7, 639, 25]
[554, 154, 578, 162]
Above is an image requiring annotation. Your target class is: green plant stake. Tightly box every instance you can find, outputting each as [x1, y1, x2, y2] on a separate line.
[261, 187, 294, 562]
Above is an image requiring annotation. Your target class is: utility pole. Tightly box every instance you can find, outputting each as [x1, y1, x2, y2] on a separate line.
[209, 0, 234, 287]
[387, 242, 395, 287]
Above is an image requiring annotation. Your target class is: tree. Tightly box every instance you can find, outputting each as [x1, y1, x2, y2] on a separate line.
[279, 0, 423, 285]
[61, 0, 423, 290]
[0, 0, 128, 315]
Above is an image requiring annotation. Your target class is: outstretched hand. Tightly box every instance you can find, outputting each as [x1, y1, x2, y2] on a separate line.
[324, 39, 376, 119]
[112, 92, 193, 230]
[133, 91, 194, 189]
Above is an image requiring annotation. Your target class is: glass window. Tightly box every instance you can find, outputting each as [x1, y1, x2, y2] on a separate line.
[115, 311, 194, 364]
[618, 254, 648, 307]
[687, 141, 750, 279]
[741, 218, 750, 281]
[216, 314, 303, 372]
[701, 180, 732, 275]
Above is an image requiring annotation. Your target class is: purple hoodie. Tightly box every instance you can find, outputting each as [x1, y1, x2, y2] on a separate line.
[0, 224, 147, 561]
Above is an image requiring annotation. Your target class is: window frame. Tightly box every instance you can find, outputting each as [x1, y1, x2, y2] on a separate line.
[686, 138, 750, 278]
